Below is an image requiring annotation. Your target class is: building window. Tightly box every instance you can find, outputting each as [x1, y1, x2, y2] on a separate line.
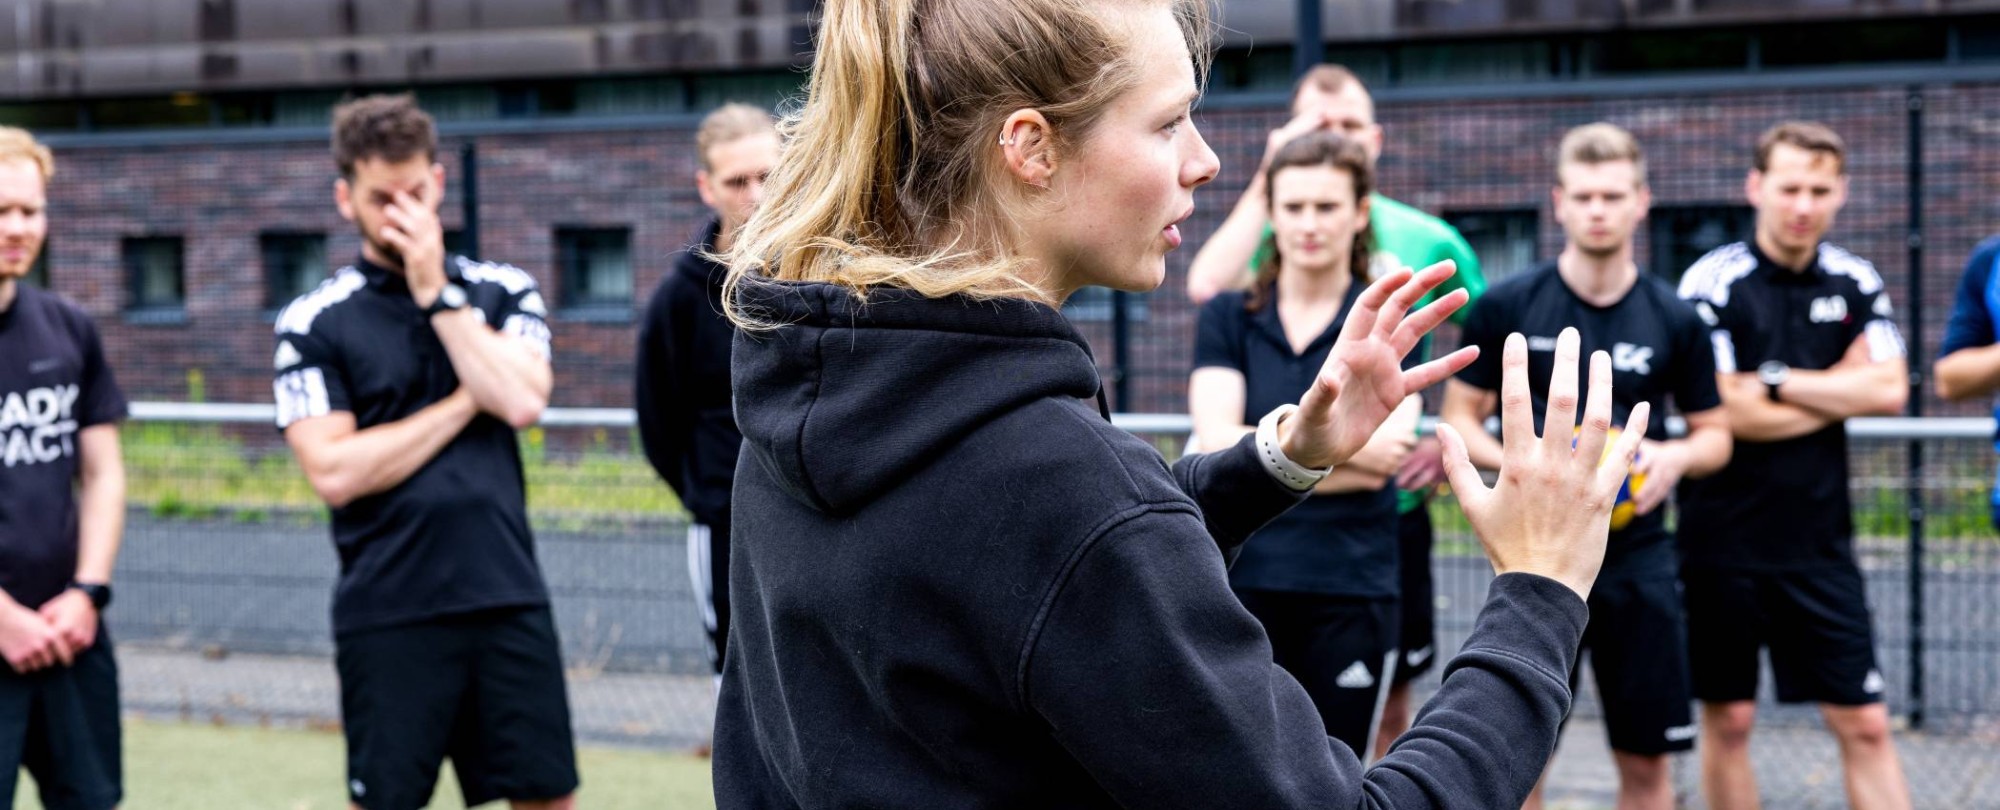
[123, 236, 186, 321]
[1649, 206, 1754, 283]
[1396, 40, 1553, 86]
[555, 226, 633, 317]
[1062, 288, 1148, 323]
[1443, 210, 1539, 284]
[262, 232, 328, 312]
[24, 244, 48, 288]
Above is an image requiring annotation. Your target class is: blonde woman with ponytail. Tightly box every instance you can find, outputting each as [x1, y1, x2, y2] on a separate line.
[712, 0, 1649, 807]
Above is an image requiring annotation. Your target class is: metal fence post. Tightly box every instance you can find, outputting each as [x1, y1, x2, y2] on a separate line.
[1905, 86, 1927, 731]
[1294, 0, 1323, 80]
[461, 140, 480, 257]
[1112, 290, 1133, 411]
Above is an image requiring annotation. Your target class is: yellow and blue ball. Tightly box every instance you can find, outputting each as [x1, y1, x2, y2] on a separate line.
[1573, 426, 1646, 531]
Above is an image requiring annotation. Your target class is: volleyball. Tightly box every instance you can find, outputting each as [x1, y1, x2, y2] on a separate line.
[1574, 426, 1646, 531]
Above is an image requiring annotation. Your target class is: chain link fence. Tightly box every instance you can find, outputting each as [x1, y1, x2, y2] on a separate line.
[109, 407, 2000, 805]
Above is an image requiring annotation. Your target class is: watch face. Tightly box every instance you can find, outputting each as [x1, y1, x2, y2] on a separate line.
[442, 284, 467, 308]
[1758, 361, 1789, 385]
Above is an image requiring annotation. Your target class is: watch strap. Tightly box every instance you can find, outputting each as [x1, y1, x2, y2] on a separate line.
[1256, 404, 1334, 492]
[69, 582, 111, 610]
[424, 283, 468, 317]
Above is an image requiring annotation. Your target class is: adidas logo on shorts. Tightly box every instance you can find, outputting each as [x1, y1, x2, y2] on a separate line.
[1404, 646, 1433, 668]
[1335, 660, 1375, 689]
[1864, 669, 1885, 694]
[1665, 723, 1698, 742]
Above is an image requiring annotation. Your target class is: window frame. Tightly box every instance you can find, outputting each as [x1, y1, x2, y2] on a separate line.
[554, 225, 636, 321]
[122, 235, 188, 324]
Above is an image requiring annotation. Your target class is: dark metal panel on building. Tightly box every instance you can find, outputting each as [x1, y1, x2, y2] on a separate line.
[0, 0, 813, 99]
[1220, 0, 2000, 45]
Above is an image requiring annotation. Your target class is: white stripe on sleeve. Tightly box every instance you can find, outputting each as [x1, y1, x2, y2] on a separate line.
[274, 368, 331, 429]
[1865, 320, 1906, 362]
[1710, 330, 1738, 374]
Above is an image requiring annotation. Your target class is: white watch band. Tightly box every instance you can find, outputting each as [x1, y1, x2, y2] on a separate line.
[1256, 404, 1333, 492]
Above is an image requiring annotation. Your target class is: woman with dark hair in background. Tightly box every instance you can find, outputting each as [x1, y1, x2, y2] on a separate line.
[1191, 132, 1414, 758]
[709, 0, 1648, 806]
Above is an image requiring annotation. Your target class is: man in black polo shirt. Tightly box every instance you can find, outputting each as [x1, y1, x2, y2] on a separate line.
[1677, 122, 1911, 810]
[0, 127, 128, 810]
[273, 95, 575, 810]
[636, 103, 778, 685]
[1442, 123, 1731, 810]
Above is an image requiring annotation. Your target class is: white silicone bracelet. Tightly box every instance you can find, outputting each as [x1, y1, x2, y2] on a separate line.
[1256, 404, 1334, 492]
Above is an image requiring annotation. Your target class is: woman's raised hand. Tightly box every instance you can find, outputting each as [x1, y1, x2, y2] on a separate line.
[1436, 329, 1649, 600]
[1278, 261, 1478, 469]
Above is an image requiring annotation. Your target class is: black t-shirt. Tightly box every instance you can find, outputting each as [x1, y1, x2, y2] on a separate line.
[1456, 263, 1721, 574]
[273, 255, 555, 636]
[1193, 284, 1399, 598]
[0, 285, 128, 609]
[1676, 241, 1906, 571]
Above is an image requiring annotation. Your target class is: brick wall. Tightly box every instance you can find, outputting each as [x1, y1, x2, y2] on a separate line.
[32, 82, 2000, 416]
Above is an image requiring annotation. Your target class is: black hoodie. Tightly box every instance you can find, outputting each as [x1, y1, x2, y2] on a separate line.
[716, 280, 1592, 808]
[636, 218, 740, 528]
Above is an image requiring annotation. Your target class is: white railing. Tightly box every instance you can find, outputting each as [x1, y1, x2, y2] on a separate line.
[126, 403, 1996, 440]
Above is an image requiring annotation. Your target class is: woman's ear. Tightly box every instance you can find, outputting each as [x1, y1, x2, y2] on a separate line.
[999, 109, 1056, 189]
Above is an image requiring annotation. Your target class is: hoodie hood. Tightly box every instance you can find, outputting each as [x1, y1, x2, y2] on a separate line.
[731, 280, 1105, 515]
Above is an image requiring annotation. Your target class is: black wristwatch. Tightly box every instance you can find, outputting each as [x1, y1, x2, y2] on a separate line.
[423, 283, 469, 318]
[69, 582, 112, 610]
[1757, 360, 1791, 402]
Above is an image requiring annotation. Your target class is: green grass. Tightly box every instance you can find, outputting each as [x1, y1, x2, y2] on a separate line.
[13, 719, 714, 809]
[122, 423, 686, 524]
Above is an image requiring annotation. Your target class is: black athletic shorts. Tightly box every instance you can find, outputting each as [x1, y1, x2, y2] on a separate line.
[0, 621, 121, 810]
[1235, 590, 1399, 758]
[1392, 506, 1436, 684]
[1573, 572, 1696, 756]
[336, 606, 579, 810]
[1682, 562, 1886, 707]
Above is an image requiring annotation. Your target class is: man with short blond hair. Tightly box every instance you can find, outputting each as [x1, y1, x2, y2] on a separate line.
[637, 103, 780, 682]
[1678, 121, 1912, 810]
[0, 126, 130, 810]
[1444, 123, 1729, 809]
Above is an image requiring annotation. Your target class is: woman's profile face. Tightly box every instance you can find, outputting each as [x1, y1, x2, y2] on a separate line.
[1032, 5, 1218, 299]
[1269, 164, 1366, 276]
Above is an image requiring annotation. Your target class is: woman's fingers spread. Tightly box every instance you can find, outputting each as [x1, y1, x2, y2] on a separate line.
[1596, 402, 1651, 494]
[1541, 328, 1582, 452]
[1344, 268, 1412, 339]
[1498, 333, 1535, 453]
[1390, 288, 1468, 357]
[1377, 262, 1451, 336]
[1402, 346, 1479, 396]
[1434, 422, 1489, 505]
[1572, 350, 1614, 470]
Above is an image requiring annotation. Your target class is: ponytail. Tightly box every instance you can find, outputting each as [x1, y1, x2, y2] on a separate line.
[723, 0, 1215, 330]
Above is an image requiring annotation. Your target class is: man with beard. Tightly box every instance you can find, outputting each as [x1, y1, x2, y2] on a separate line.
[272, 94, 575, 810]
[636, 103, 779, 686]
[1677, 121, 1911, 810]
[0, 126, 129, 810]
[1443, 124, 1731, 809]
